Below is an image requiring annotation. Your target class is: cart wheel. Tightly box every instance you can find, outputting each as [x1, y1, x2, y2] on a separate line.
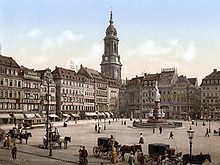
[107, 151, 112, 159]
[93, 146, 101, 157]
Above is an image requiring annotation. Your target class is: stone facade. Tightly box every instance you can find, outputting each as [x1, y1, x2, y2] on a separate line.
[52, 67, 86, 119]
[124, 68, 200, 119]
[200, 69, 220, 120]
[0, 55, 23, 123]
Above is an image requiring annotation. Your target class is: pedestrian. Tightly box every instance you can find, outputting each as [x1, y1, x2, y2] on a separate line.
[11, 144, 17, 161]
[136, 149, 141, 165]
[139, 152, 145, 165]
[111, 146, 117, 164]
[81, 146, 88, 165]
[97, 125, 102, 133]
[205, 128, 209, 137]
[153, 127, 155, 134]
[169, 132, 174, 139]
[25, 129, 28, 144]
[109, 120, 111, 125]
[128, 151, 135, 165]
[95, 124, 97, 132]
[139, 133, 144, 144]
[159, 126, 162, 134]
[79, 145, 83, 163]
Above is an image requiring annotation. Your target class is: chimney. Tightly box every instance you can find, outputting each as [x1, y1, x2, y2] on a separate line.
[144, 73, 147, 77]
[213, 69, 217, 72]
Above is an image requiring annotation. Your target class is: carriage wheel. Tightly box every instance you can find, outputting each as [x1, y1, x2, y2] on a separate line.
[93, 146, 101, 157]
[107, 151, 112, 159]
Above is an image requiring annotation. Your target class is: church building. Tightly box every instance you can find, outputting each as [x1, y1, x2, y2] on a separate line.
[100, 11, 122, 84]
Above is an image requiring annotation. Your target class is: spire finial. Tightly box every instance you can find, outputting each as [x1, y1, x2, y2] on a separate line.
[109, 10, 113, 24]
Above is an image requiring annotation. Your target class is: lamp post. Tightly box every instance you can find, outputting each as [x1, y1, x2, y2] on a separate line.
[195, 114, 197, 126]
[187, 128, 194, 165]
[208, 115, 211, 133]
[104, 104, 108, 130]
[44, 68, 52, 156]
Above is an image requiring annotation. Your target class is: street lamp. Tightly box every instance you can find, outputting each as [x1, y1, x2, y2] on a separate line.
[104, 104, 108, 130]
[44, 68, 52, 156]
[187, 128, 194, 165]
[195, 114, 197, 126]
[208, 115, 211, 133]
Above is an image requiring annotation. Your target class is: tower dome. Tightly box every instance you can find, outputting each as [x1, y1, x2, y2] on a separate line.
[106, 11, 117, 36]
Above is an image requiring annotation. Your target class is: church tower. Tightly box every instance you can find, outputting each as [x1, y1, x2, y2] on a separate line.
[101, 11, 122, 83]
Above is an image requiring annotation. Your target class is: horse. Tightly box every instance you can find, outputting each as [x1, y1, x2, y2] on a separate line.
[58, 136, 71, 149]
[7, 129, 32, 144]
[213, 130, 219, 135]
[182, 153, 211, 165]
[17, 132, 32, 144]
[120, 144, 142, 161]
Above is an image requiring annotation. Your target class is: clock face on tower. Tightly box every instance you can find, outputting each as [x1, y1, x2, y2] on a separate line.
[105, 57, 108, 61]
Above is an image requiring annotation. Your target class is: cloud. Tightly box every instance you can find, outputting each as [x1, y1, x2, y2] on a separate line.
[26, 28, 42, 38]
[67, 43, 102, 70]
[57, 30, 84, 45]
[182, 42, 197, 61]
[40, 30, 84, 52]
[138, 40, 172, 56]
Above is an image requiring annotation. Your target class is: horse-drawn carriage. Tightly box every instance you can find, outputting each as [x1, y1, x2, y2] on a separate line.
[145, 143, 182, 165]
[7, 127, 32, 144]
[93, 137, 120, 158]
[43, 132, 71, 149]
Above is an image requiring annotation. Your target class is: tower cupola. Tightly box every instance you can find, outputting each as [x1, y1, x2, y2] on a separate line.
[106, 11, 117, 36]
[101, 11, 122, 84]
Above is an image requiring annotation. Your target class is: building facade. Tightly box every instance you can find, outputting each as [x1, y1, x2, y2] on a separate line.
[0, 55, 23, 123]
[37, 68, 56, 117]
[200, 69, 220, 120]
[52, 67, 85, 119]
[124, 68, 200, 119]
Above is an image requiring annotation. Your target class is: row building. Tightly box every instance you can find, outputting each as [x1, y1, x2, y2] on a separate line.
[0, 12, 121, 124]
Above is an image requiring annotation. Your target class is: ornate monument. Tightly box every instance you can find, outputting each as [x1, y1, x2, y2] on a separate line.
[133, 81, 182, 128]
[147, 81, 166, 123]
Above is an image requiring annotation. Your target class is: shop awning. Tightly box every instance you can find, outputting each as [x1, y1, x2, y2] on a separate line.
[0, 114, 11, 118]
[85, 112, 98, 117]
[49, 114, 59, 118]
[71, 114, 80, 117]
[35, 113, 41, 118]
[104, 112, 110, 118]
[109, 112, 114, 116]
[25, 113, 36, 119]
[13, 114, 24, 119]
[62, 114, 69, 117]
[99, 112, 105, 116]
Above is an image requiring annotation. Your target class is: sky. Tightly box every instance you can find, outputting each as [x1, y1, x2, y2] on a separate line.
[1, 0, 220, 84]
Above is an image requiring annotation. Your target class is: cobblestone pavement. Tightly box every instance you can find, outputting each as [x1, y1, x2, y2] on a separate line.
[1, 119, 220, 165]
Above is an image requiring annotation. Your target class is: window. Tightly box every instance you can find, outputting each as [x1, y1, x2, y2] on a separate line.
[18, 81, 21, 87]
[0, 79, 3, 85]
[9, 80, 13, 86]
[0, 90, 3, 97]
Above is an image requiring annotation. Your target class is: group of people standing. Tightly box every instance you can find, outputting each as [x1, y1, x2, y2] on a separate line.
[128, 149, 145, 165]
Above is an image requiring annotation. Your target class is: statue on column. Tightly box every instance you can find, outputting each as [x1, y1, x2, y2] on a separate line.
[154, 81, 160, 102]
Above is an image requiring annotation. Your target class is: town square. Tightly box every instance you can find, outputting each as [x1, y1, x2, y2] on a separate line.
[1, 0, 220, 164]
[1, 118, 220, 164]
